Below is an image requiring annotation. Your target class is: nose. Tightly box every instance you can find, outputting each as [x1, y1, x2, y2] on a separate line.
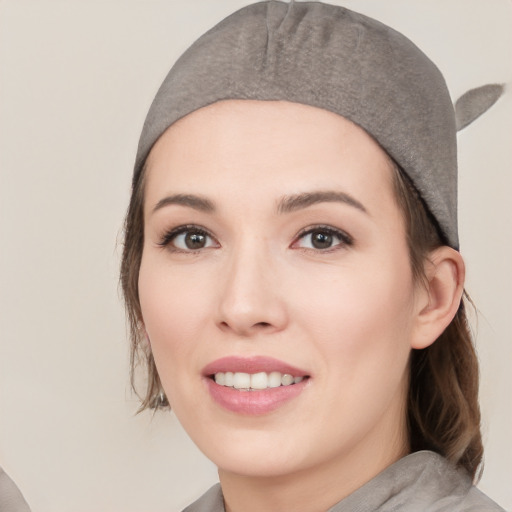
[215, 243, 288, 337]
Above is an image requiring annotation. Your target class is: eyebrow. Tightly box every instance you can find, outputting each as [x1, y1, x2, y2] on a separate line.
[277, 191, 368, 215]
[151, 190, 367, 216]
[152, 194, 215, 214]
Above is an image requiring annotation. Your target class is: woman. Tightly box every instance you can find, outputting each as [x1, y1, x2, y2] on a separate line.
[121, 2, 505, 510]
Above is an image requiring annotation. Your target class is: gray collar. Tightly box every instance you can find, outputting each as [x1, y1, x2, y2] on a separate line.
[181, 451, 504, 512]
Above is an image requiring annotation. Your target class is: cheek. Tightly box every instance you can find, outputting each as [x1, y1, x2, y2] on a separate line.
[299, 264, 414, 433]
[292, 251, 416, 386]
[139, 250, 210, 331]
[137, 255, 209, 377]
[138, 264, 204, 416]
[299, 254, 414, 334]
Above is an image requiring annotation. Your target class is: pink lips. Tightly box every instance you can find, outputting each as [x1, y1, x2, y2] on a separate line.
[202, 356, 309, 415]
[203, 356, 307, 376]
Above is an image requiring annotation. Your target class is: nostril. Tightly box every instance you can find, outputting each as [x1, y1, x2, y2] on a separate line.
[217, 314, 285, 335]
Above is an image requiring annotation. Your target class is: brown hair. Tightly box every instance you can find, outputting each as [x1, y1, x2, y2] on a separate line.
[120, 168, 168, 411]
[120, 156, 483, 478]
[391, 165, 483, 480]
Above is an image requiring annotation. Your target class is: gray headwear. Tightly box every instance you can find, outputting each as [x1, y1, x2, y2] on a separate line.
[134, 1, 504, 250]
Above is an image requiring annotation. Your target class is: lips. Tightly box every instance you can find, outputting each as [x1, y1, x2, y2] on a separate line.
[203, 355, 308, 376]
[202, 356, 310, 415]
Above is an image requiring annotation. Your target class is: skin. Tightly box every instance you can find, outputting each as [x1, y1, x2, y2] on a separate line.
[138, 100, 464, 512]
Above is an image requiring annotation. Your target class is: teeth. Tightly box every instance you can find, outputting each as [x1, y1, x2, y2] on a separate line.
[213, 371, 306, 390]
[268, 371, 282, 388]
[233, 372, 251, 389]
[224, 372, 234, 387]
[250, 372, 268, 390]
[281, 374, 294, 386]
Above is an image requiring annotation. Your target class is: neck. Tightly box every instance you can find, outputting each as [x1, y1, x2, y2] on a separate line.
[219, 423, 409, 512]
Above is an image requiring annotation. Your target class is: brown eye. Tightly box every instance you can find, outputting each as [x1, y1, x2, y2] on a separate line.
[162, 227, 217, 251]
[294, 226, 353, 251]
[184, 231, 207, 249]
[310, 231, 333, 249]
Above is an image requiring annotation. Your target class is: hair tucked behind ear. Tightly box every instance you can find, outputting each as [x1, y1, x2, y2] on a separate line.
[391, 165, 483, 480]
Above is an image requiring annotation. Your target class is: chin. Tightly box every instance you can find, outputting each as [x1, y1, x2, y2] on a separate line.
[185, 423, 309, 477]
[215, 450, 307, 479]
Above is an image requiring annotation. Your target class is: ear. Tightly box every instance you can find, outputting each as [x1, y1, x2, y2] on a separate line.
[411, 247, 465, 350]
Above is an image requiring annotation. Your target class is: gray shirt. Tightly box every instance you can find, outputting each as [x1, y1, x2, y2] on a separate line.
[182, 451, 505, 512]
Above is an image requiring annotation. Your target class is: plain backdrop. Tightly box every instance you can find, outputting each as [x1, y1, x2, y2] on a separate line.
[0, 1, 511, 511]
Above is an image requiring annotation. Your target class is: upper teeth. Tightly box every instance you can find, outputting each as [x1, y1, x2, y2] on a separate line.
[214, 371, 304, 390]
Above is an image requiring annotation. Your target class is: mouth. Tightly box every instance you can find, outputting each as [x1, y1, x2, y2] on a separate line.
[202, 356, 310, 414]
[210, 371, 306, 390]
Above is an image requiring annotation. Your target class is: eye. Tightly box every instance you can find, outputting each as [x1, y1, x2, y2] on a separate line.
[158, 225, 218, 252]
[173, 230, 214, 250]
[293, 226, 352, 251]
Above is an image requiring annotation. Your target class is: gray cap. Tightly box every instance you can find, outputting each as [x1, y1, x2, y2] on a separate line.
[135, 1, 458, 248]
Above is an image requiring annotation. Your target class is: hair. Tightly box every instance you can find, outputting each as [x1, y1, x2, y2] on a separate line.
[391, 164, 483, 480]
[120, 167, 168, 411]
[120, 146, 483, 479]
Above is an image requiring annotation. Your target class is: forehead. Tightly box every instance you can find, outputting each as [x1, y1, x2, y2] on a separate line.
[144, 100, 395, 213]
[148, 99, 386, 160]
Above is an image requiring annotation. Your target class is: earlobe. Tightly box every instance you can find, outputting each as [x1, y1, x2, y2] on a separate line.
[411, 247, 465, 350]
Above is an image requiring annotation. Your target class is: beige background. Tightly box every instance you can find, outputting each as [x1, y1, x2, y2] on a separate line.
[0, 1, 510, 510]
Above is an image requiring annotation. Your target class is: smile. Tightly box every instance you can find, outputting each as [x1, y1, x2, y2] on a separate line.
[203, 356, 310, 414]
[213, 371, 304, 390]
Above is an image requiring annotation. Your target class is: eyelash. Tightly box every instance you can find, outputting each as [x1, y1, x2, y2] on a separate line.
[157, 224, 353, 253]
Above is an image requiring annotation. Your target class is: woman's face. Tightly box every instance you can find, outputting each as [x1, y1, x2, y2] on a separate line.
[139, 100, 423, 481]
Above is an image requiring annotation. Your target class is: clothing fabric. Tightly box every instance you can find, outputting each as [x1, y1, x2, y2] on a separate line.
[135, 1, 459, 248]
[0, 467, 31, 512]
[182, 451, 505, 512]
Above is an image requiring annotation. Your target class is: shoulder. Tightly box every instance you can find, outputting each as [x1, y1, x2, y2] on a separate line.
[181, 454, 506, 512]
[329, 451, 505, 512]
[456, 485, 506, 512]
[388, 451, 506, 512]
